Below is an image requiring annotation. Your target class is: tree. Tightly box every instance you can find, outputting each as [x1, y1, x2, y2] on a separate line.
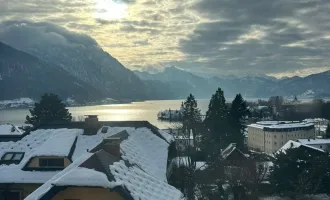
[172, 94, 203, 200]
[326, 123, 330, 139]
[229, 94, 250, 149]
[26, 93, 72, 127]
[270, 147, 330, 197]
[204, 88, 228, 143]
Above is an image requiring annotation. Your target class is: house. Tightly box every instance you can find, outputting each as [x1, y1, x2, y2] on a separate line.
[0, 116, 182, 200]
[277, 140, 326, 154]
[248, 121, 315, 153]
[296, 138, 330, 152]
[0, 124, 27, 142]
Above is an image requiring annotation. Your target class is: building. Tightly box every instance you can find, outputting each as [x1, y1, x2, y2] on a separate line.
[0, 117, 182, 200]
[0, 124, 27, 142]
[303, 118, 329, 137]
[277, 140, 326, 155]
[248, 121, 315, 154]
[296, 139, 330, 152]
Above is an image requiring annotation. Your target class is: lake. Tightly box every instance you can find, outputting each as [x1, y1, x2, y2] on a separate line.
[0, 97, 315, 129]
[0, 99, 210, 129]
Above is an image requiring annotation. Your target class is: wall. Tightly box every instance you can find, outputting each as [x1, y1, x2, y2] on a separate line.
[27, 156, 71, 168]
[0, 183, 41, 199]
[248, 126, 315, 154]
[51, 187, 124, 200]
[247, 127, 265, 151]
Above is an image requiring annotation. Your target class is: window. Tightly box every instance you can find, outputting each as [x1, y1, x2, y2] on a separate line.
[0, 190, 21, 200]
[39, 158, 64, 168]
[0, 152, 25, 164]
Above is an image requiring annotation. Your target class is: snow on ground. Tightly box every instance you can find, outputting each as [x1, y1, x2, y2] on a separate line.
[53, 167, 117, 188]
[0, 98, 34, 109]
[0, 124, 23, 135]
[110, 160, 183, 200]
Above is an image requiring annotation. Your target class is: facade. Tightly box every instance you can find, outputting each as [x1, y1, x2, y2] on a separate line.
[248, 121, 315, 154]
[0, 117, 182, 200]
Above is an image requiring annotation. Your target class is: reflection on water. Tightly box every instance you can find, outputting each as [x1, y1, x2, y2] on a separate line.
[0, 100, 210, 129]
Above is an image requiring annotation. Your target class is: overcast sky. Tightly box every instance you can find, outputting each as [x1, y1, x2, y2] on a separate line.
[1, 0, 330, 77]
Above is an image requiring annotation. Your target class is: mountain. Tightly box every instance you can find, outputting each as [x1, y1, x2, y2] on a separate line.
[268, 70, 330, 98]
[135, 66, 330, 99]
[135, 66, 218, 99]
[0, 21, 147, 101]
[0, 42, 105, 102]
[135, 66, 278, 98]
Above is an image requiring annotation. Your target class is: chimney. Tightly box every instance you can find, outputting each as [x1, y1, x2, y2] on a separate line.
[102, 137, 121, 157]
[84, 115, 99, 135]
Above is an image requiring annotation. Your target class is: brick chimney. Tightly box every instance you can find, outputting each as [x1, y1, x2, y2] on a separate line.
[102, 137, 121, 157]
[84, 115, 99, 135]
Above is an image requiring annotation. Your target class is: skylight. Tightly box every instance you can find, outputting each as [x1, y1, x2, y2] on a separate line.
[0, 152, 25, 164]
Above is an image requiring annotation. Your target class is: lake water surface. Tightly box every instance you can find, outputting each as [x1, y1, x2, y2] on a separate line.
[0, 97, 314, 129]
[0, 99, 210, 129]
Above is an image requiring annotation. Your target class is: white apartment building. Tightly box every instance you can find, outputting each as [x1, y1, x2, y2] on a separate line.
[248, 121, 315, 154]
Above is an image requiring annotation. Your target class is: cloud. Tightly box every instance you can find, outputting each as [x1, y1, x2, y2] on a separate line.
[0, 21, 98, 50]
[178, 0, 330, 76]
[1, 0, 330, 77]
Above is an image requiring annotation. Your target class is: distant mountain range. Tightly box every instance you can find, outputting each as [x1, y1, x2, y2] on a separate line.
[0, 21, 148, 102]
[1, 22, 330, 103]
[135, 66, 330, 99]
[0, 42, 104, 102]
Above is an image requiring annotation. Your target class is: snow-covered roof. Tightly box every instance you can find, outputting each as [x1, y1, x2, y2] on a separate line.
[31, 129, 79, 157]
[297, 139, 330, 145]
[277, 140, 325, 154]
[24, 153, 94, 200]
[0, 125, 172, 185]
[53, 167, 116, 188]
[158, 129, 175, 143]
[110, 160, 183, 200]
[121, 127, 169, 181]
[303, 118, 329, 123]
[221, 143, 246, 159]
[0, 124, 23, 135]
[249, 121, 314, 130]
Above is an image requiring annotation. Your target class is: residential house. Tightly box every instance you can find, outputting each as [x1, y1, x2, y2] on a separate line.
[296, 138, 330, 152]
[0, 116, 182, 200]
[0, 124, 27, 142]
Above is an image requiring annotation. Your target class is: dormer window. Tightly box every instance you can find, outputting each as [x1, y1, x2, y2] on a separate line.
[0, 152, 24, 164]
[39, 158, 64, 168]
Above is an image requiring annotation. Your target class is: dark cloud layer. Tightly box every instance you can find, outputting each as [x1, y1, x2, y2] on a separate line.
[180, 0, 330, 76]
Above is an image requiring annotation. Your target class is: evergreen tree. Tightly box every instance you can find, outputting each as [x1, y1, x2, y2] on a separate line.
[204, 88, 228, 142]
[326, 123, 330, 139]
[228, 94, 250, 148]
[182, 94, 202, 133]
[270, 147, 330, 195]
[26, 93, 72, 127]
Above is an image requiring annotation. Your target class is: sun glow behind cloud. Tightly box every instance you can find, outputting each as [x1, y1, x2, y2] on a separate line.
[94, 0, 128, 20]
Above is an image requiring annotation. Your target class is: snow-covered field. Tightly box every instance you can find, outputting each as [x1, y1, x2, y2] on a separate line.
[0, 98, 34, 109]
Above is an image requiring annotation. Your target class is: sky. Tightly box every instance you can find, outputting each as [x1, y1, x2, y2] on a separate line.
[1, 0, 330, 78]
